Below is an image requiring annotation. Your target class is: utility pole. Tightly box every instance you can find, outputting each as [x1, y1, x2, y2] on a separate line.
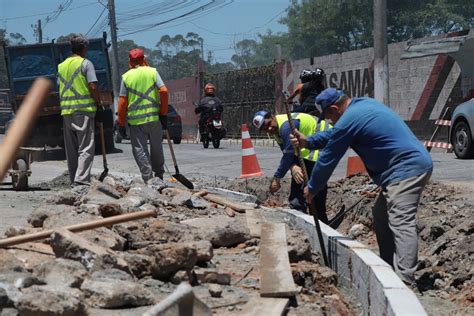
[38, 20, 42, 43]
[107, 0, 120, 103]
[373, 0, 389, 105]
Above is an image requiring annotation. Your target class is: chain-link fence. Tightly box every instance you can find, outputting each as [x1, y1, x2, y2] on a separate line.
[206, 64, 277, 137]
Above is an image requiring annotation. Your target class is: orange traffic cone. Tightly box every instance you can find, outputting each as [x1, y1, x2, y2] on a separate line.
[240, 124, 264, 178]
[346, 148, 367, 177]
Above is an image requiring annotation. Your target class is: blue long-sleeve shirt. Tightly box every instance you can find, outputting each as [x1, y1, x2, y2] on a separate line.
[307, 97, 433, 194]
[274, 120, 300, 178]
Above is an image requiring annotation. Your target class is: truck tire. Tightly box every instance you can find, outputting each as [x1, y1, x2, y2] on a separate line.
[12, 159, 28, 191]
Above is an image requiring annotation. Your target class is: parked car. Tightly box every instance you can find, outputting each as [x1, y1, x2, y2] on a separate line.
[450, 99, 474, 159]
[114, 104, 182, 144]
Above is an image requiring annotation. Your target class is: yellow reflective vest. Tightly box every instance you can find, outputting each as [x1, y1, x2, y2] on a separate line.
[58, 56, 96, 115]
[122, 66, 160, 126]
[274, 113, 331, 162]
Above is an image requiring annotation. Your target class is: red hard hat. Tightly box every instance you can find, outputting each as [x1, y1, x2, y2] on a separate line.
[129, 48, 144, 61]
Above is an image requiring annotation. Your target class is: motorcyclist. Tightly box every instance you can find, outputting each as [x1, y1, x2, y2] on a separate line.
[292, 68, 326, 114]
[195, 83, 223, 138]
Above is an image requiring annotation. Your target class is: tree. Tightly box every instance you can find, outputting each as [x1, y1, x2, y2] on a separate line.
[279, 0, 473, 59]
[56, 33, 76, 43]
[154, 32, 204, 80]
[231, 39, 258, 69]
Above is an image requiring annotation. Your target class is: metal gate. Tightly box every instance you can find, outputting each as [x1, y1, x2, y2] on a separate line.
[206, 64, 277, 137]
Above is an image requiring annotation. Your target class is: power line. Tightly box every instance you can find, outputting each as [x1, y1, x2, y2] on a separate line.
[85, 7, 107, 36]
[0, 1, 97, 21]
[189, 8, 287, 37]
[117, 0, 232, 37]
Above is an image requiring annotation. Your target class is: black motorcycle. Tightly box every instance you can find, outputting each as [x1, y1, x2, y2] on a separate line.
[194, 102, 226, 149]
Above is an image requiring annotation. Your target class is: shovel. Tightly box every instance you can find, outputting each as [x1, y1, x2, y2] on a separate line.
[165, 129, 194, 190]
[98, 122, 109, 182]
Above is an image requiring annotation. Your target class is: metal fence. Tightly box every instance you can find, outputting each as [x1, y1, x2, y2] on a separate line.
[206, 64, 277, 137]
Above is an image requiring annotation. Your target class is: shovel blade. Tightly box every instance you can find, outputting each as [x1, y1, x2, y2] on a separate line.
[328, 205, 346, 229]
[98, 168, 109, 182]
[173, 173, 194, 190]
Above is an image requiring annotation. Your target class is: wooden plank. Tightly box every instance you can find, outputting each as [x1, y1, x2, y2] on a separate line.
[203, 193, 251, 213]
[245, 209, 263, 238]
[259, 222, 297, 297]
[239, 297, 289, 316]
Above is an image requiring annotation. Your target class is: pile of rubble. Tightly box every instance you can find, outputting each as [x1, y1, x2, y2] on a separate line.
[222, 174, 473, 314]
[0, 175, 356, 315]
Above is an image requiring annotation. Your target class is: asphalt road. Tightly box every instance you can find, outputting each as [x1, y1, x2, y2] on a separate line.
[0, 137, 472, 235]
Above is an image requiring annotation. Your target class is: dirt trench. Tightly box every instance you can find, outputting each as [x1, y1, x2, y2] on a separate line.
[216, 174, 474, 315]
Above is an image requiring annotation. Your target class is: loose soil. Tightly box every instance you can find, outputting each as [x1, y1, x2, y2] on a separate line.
[216, 174, 474, 315]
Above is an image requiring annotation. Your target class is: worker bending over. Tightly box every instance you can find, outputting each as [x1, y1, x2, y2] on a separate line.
[253, 110, 331, 223]
[117, 48, 169, 182]
[292, 88, 433, 286]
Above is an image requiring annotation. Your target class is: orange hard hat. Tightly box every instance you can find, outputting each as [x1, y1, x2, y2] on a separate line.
[204, 83, 215, 95]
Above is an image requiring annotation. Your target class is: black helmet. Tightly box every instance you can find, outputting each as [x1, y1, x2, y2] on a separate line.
[313, 68, 325, 81]
[299, 69, 313, 83]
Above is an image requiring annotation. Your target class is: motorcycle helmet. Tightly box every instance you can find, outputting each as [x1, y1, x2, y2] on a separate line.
[299, 69, 313, 83]
[252, 110, 269, 130]
[204, 83, 216, 96]
[312, 67, 326, 82]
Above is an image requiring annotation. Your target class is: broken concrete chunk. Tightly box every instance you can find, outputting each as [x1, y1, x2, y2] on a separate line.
[50, 228, 129, 273]
[115, 196, 146, 212]
[185, 196, 210, 209]
[43, 212, 127, 251]
[98, 203, 122, 217]
[94, 182, 123, 199]
[3, 226, 27, 238]
[46, 189, 78, 206]
[208, 284, 223, 298]
[81, 184, 120, 205]
[194, 269, 231, 285]
[0, 250, 26, 273]
[142, 243, 198, 279]
[143, 220, 201, 244]
[15, 285, 86, 316]
[122, 252, 155, 279]
[80, 279, 154, 308]
[187, 240, 213, 262]
[287, 229, 313, 263]
[181, 216, 250, 247]
[170, 191, 193, 207]
[27, 204, 77, 228]
[91, 268, 134, 281]
[32, 258, 88, 288]
[127, 184, 165, 204]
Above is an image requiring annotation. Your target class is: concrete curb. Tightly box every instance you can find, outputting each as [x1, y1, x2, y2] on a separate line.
[260, 207, 427, 316]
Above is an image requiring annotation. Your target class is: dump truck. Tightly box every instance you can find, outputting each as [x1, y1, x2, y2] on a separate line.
[1, 33, 115, 190]
[3, 32, 115, 150]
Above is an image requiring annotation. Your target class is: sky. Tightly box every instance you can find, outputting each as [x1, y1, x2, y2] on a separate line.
[0, 0, 290, 63]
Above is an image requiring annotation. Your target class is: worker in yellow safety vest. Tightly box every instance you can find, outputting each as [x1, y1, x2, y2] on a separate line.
[117, 48, 169, 182]
[252, 111, 332, 223]
[58, 34, 102, 185]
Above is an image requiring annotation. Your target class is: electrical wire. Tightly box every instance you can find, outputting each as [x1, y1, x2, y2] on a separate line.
[85, 6, 107, 37]
[0, 1, 97, 21]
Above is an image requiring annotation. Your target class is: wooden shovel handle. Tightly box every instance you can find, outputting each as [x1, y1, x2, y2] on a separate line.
[0, 78, 52, 181]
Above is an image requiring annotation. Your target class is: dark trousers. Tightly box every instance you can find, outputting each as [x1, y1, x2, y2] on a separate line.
[288, 159, 329, 224]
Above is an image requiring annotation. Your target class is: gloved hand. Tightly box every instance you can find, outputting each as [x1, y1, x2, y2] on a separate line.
[159, 115, 168, 130]
[290, 165, 305, 184]
[119, 126, 127, 138]
[269, 177, 281, 193]
[95, 107, 105, 123]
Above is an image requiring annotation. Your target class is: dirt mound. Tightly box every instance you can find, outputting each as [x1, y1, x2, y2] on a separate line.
[322, 175, 473, 313]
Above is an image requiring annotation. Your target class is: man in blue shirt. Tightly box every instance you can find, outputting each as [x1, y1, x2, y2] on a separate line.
[292, 88, 433, 286]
